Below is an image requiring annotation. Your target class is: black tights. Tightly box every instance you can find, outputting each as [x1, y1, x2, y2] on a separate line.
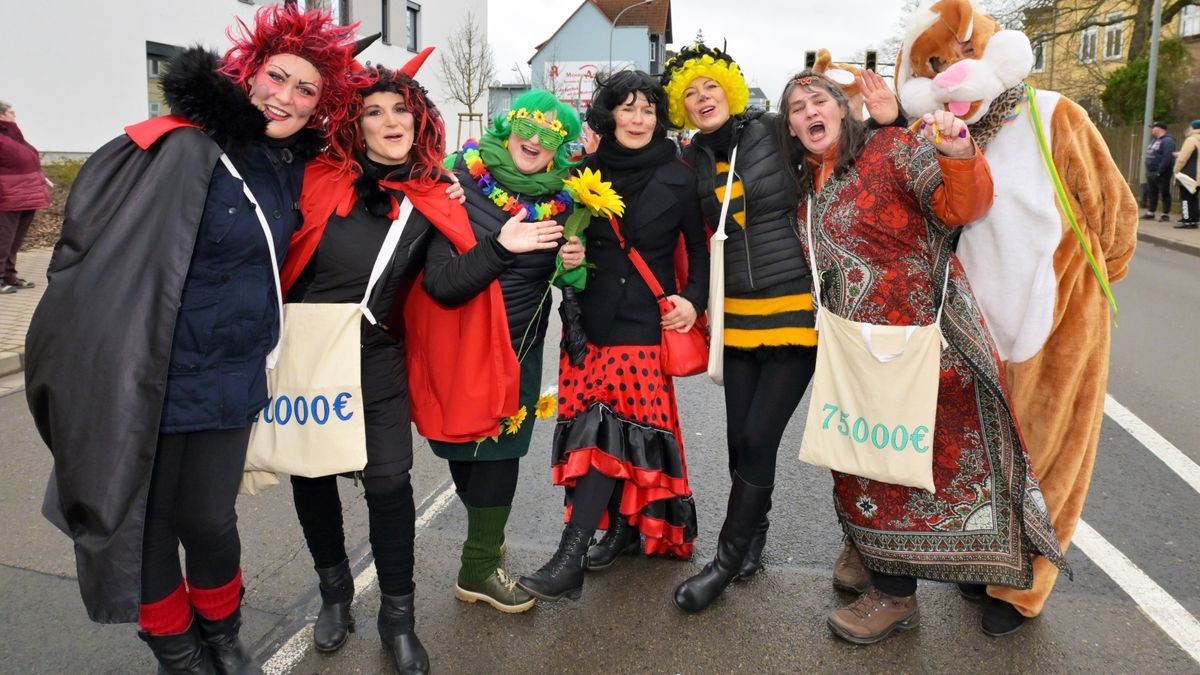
[723, 347, 817, 486]
[448, 458, 520, 508]
[291, 472, 416, 597]
[141, 428, 249, 603]
[567, 471, 622, 530]
[871, 572, 917, 597]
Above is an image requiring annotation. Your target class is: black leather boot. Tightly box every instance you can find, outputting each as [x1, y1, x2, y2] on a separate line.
[377, 592, 430, 675]
[673, 473, 773, 613]
[586, 513, 640, 571]
[195, 609, 260, 675]
[313, 559, 355, 653]
[735, 499, 771, 580]
[138, 621, 219, 675]
[517, 524, 592, 601]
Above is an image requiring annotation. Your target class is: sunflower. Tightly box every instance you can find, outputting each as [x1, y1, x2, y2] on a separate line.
[563, 168, 625, 218]
[535, 387, 558, 420]
[504, 405, 528, 435]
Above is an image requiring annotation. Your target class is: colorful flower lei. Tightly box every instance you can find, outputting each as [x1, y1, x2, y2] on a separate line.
[462, 139, 573, 222]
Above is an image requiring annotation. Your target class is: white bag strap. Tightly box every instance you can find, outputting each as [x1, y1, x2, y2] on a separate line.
[712, 145, 739, 242]
[219, 153, 283, 368]
[933, 262, 952, 327]
[359, 196, 413, 325]
[804, 194, 822, 330]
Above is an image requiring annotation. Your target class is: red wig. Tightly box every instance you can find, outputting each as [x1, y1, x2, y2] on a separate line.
[328, 65, 446, 184]
[219, 4, 363, 140]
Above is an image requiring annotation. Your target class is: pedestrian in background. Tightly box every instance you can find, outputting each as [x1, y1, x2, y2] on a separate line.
[1143, 121, 1176, 222]
[0, 99, 51, 294]
[1172, 119, 1200, 229]
[24, 5, 359, 672]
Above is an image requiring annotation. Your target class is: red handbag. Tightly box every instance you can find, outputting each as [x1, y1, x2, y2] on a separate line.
[608, 216, 709, 377]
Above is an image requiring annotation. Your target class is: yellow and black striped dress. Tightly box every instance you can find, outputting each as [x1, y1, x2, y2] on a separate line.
[715, 160, 817, 349]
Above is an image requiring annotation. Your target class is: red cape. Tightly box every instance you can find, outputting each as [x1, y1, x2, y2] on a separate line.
[287, 157, 519, 443]
[125, 116, 200, 150]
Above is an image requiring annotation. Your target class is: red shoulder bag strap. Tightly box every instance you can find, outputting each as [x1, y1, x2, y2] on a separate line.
[607, 215, 672, 315]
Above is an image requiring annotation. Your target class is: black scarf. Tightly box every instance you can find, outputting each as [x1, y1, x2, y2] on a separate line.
[354, 155, 413, 217]
[594, 136, 677, 204]
[695, 117, 736, 162]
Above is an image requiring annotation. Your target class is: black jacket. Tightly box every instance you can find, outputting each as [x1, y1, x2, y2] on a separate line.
[24, 47, 307, 623]
[420, 151, 563, 352]
[683, 112, 809, 295]
[576, 155, 708, 346]
[287, 164, 432, 479]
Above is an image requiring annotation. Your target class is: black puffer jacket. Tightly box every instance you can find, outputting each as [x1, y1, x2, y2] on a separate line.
[683, 111, 808, 295]
[420, 151, 564, 352]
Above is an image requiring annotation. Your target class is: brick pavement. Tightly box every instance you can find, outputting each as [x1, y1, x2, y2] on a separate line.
[0, 247, 52, 375]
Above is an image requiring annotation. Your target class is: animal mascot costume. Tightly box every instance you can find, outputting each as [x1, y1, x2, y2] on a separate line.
[811, 49, 866, 120]
[895, 0, 1138, 634]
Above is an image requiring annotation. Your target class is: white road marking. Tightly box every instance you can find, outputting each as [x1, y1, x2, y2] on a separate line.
[1075, 519, 1200, 664]
[261, 482, 458, 675]
[1105, 394, 1200, 494]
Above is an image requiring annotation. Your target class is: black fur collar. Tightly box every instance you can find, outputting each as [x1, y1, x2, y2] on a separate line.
[159, 46, 323, 159]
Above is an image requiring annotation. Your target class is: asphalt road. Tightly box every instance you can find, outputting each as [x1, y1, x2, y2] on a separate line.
[0, 240, 1196, 674]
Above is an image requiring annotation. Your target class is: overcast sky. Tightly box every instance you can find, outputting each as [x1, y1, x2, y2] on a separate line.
[487, 0, 908, 107]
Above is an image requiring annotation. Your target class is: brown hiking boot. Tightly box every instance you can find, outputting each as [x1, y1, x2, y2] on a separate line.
[832, 540, 871, 593]
[828, 588, 920, 644]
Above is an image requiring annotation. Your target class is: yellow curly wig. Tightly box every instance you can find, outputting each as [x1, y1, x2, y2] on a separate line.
[661, 45, 750, 130]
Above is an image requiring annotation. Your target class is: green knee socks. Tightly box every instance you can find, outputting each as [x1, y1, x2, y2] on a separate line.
[459, 504, 511, 585]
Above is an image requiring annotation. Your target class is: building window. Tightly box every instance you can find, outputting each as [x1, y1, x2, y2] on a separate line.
[1103, 13, 1124, 60]
[1032, 36, 1046, 73]
[149, 102, 161, 117]
[382, 0, 391, 45]
[1182, 5, 1200, 37]
[650, 35, 659, 73]
[1079, 25, 1098, 63]
[406, 2, 420, 52]
[147, 58, 161, 77]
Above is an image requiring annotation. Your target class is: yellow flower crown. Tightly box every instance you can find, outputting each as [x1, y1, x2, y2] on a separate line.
[506, 108, 569, 138]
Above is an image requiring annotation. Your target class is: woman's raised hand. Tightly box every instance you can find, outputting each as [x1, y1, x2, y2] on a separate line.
[919, 110, 975, 159]
[661, 294, 697, 332]
[860, 70, 899, 125]
[496, 208, 564, 253]
[559, 236, 585, 270]
[444, 174, 466, 204]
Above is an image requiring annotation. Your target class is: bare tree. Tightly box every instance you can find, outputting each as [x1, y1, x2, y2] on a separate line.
[438, 10, 496, 117]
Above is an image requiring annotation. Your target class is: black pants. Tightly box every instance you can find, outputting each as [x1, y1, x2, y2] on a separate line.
[0, 209, 35, 284]
[723, 347, 817, 486]
[871, 571, 917, 598]
[1147, 170, 1173, 214]
[291, 472, 416, 597]
[141, 427, 250, 603]
[1180, 183, 1199, 223]
[449, 458, 520, 508]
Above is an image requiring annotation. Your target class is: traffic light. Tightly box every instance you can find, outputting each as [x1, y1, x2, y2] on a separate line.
[804, 51, 816, 69]
[865, 50, 878, 72]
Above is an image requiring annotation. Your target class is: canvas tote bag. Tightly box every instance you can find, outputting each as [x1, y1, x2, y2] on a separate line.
[797, 196, 947, 492]
[244, 192, 414, 481]
[706, 145, 737, 386]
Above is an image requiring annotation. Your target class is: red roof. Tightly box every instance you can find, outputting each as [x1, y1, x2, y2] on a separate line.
[533, 0, 671, 55]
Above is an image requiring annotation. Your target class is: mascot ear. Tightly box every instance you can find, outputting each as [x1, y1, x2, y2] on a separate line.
[815, 48, 833, 72]
[826, 68, 856, 86]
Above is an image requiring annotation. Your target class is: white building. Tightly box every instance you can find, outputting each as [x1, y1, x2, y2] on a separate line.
[0, 0, 485, 156]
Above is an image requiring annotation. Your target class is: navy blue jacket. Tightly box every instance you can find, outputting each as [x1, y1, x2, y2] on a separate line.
[1145, 133, 1177, 174]
[159, 142, 304, 433]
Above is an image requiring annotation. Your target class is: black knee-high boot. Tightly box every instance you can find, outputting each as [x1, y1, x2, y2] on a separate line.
[673, 473, 773, 613]
[735, 497, 771, 580]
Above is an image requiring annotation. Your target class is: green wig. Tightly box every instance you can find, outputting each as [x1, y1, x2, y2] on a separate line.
[661, 43, 750, 130]
[486, 89, 583, 169]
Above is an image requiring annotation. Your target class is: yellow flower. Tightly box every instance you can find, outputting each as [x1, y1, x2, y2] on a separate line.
[533, 110, 547, 124]
[563, 168, 625, 218]
[535, 387, 558, 420]
[504, 405, 528, 435]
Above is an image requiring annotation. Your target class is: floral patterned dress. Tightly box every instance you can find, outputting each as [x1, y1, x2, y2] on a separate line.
[799, 127, 1066, 588]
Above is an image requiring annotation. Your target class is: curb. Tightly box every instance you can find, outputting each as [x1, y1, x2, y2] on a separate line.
[0, 348, 24, 378]
[1138, 231, 1200, 257]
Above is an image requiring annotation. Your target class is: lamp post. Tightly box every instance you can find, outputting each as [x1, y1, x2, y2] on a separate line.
[608, 0, 654, 72]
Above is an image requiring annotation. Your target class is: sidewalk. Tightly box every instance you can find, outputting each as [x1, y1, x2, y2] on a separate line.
[0, 247, 52, 379]
[0, 219, 1197, 379]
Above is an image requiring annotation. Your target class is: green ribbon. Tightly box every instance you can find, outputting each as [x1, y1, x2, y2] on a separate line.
[1024, 83, 1119, 322]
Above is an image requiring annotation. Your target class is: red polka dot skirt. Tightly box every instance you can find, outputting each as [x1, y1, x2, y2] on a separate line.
[552, 343, 697, 558]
